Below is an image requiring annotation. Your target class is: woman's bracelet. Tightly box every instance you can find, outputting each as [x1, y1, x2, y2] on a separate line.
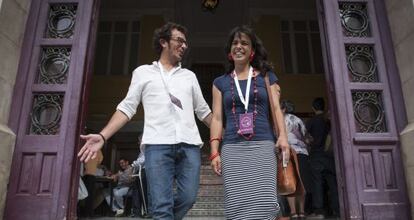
[209, 137, 222, 144]
[98, 133, 106, 145]
[209, 151, 220, 161]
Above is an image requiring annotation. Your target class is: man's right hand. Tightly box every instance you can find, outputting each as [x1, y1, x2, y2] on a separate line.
[78, 134, 104, 162]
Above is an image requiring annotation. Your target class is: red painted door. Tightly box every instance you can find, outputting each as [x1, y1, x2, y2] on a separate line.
[4, 0, 98, 219]
[317, 0, 411, 219]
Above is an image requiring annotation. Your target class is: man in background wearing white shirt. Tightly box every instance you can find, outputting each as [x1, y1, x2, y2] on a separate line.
[78, 22, 212, 220]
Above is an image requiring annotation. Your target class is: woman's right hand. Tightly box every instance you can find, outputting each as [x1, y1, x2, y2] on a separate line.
[78, 134, 105, 162]
[276, 136, 290, 162]
[211, 156, 222, 176]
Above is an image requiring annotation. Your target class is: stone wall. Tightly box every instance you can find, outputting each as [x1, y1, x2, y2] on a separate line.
[0, 0, 30, 218]
[385, 0, 414, 217]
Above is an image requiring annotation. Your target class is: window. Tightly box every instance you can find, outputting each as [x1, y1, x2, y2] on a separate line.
[280, 20, 324, 74]
[94, 20, 140, 75]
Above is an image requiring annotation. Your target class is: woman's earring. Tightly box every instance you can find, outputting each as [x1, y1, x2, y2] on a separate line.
[249, 52, 255, 62]
[228, 53, 233, 61]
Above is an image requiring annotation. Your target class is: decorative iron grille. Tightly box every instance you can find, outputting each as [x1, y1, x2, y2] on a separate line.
[346, 45, 378, 82]
[29, 94, 64, 135]
[38, 47, 71, 84]
[352, 91, 387, 133]
[46, 4, 77, 38]
[339, 2, 371, 37]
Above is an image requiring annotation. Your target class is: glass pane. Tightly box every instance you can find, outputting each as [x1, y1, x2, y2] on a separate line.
[352, 91, 387, 133]
[110, 34, 127, 75]
[293, 21, 307, 31]
[94, 34, 111, 75]
[295, 33, 311, 74]
[98, 21, 112, 32]
[38, 47, 71, 84]
[310, 20, 319, 32]
[132, 21, 140, 32]
[282, 33, 293, 74]
[281, 20, 290, 32]
[340, 2, 371, 37]
[129, 34, 140, 73]
[311, 34, 324, 74]
[29, 94, 64, 135]
[114, 21, 128, 32]
[46, 4, 77, 39]
[346, 45, 378, 82]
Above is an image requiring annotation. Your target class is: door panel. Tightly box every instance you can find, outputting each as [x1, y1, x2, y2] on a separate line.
[317, 0, 411, 219]
[5, 0, 98, 219]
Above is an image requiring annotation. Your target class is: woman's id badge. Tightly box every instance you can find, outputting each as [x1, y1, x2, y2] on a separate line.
[239, 112, 254, 134]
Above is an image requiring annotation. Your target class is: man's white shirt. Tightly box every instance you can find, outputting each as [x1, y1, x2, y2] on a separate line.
[117, 61, 211, 146]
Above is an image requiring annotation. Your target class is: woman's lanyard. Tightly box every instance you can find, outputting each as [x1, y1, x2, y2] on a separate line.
[233, 66, 253, 113]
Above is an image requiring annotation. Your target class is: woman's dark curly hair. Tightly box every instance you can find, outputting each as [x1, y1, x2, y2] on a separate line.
[153, 22, 188, 58]
[224, 26, 274, 75]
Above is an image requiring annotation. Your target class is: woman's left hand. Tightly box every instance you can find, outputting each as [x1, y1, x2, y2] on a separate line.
[211, 156, 222, 176]
[276, 137, 290, 161]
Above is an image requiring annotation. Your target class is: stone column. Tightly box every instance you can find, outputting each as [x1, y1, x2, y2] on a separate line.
[0, 0, 30, 218]
[385, 0, 414, 218]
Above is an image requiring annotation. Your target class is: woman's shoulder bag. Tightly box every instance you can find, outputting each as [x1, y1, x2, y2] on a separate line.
[264, 73, 305, 197]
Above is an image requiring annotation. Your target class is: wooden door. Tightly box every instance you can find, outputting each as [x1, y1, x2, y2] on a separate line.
[5, 0, 98, 219]
[317, 0, 411, 219]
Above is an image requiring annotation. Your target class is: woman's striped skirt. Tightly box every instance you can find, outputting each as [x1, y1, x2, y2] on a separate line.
[221, 140, 280, 220]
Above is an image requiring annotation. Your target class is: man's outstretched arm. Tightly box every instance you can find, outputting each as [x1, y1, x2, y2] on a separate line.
[78, 110, 130, 162]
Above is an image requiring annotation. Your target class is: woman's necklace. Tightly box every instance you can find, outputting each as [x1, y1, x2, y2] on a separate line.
[230, 69, 258, 140]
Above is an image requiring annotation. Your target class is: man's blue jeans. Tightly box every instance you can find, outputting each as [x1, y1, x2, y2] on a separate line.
[145, 143, 201, 220]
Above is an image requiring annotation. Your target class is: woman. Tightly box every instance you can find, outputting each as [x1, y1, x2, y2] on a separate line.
[281, 100, 312, 220]
[209, 26, 290, 219]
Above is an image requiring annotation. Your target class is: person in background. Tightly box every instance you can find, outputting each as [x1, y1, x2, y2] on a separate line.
[281, 100, 312, 220]
[105, 158, 134, 217]
[306, 97, 339, 219]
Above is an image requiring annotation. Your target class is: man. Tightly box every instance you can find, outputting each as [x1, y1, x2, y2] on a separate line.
[78, 22, 212, 220]
[306, 98, 339, 219]
[105, 158, 134, 217]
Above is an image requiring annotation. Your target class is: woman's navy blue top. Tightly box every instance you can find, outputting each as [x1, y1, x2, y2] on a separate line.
[213, 72, 278, 144]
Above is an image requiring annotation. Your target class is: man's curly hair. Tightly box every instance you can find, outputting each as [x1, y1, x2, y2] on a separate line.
[153, 22, 188, 58]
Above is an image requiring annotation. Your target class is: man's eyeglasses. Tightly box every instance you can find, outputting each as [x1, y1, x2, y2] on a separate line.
[170, 37, 188, 47]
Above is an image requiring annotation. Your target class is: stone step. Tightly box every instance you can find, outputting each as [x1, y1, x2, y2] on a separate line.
[200, 179, 223, 185]
[188, 161, 225, 217]
[199, 169, 220, 174]
[201, 164, 213, 168]
[200, 168, 216, 175]
[188, 208, 225, 216]
[198, 184, 224, 190]
[196, 195, 224, 203]
[192, 201, 224, 209]
[197, 189, 224, 196]
[199, 174, 223, 185]
[193, 197, 224, 206]
[198, 183, 224, 194]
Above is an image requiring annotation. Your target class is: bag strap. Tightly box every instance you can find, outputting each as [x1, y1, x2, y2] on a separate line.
[288, 148, 306, 196]
[264, 73, 279, 136]
[265, 73, 306, 196]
